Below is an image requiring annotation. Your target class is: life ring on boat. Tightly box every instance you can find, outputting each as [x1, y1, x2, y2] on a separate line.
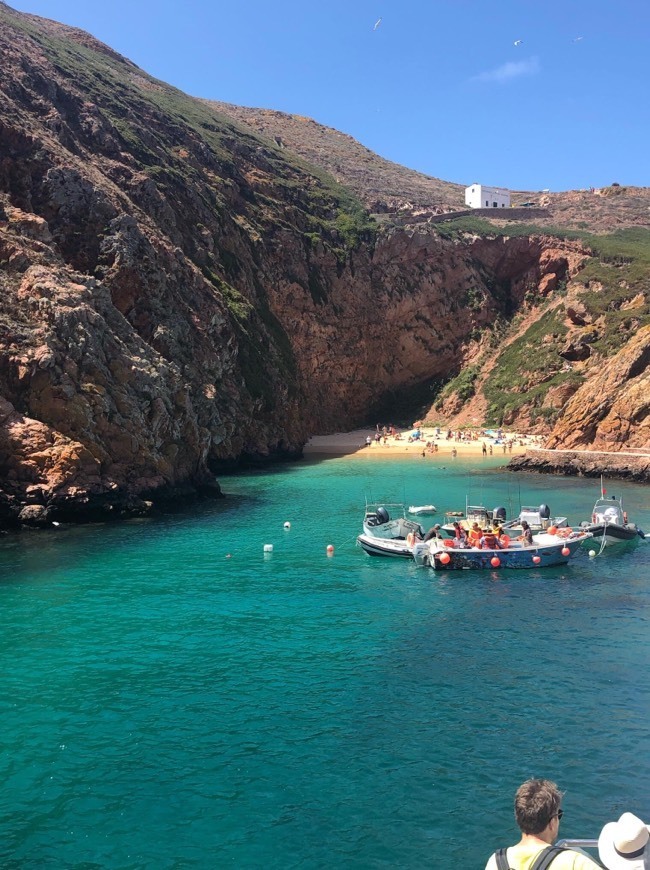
[557, 528, 573, 538]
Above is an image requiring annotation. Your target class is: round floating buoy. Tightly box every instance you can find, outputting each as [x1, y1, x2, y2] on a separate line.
[263, 543, 273, 553]
[439, 551, 451, 564]
[561, 546, 570, 556]
[326, 544, 334, 555]
[226, 553, 232, 559]
[490, 556, 501, 568]
[589, 549, 596, 558]
[548, 526, 558, 536]
[284, 521, 291, 530]
[532, 555, 541, 564]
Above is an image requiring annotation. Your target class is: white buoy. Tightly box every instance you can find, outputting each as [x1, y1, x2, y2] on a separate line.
[263, 544, 273, 553]
[326, 544, 334, 556]
[52, 521, 60, 527]
[283, 521, 291, 530]
[589, 549, 596, 558]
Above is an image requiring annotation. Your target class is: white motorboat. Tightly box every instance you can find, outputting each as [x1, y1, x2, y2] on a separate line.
[408, 504, 437, 515]
[441, 503, 507, 536]
[357, 503, 425, 558]
[442, 501, 569, 537]
[580, 485, 645, 546]
[501, 504, 569, 534]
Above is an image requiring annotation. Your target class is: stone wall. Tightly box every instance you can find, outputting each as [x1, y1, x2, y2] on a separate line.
[428, 208, 548, 224]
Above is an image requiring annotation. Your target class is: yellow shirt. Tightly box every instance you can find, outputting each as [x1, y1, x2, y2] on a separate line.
[485, 843, 602, 870]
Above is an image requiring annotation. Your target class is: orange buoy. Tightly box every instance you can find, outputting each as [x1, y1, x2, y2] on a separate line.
[532, 555, 541, 564]
[548, 526, 558, 535]
[439, 551, 451, 564]
[490, 556, 501, 568]
[561, 546, 570, 556]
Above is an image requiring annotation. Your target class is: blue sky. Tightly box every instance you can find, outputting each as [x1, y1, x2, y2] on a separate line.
[8, 0, 650, 192]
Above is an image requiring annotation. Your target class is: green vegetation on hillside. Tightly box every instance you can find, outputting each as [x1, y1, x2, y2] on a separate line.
[2, 5, 376, 261]
[482, 309, 577, 425]
[438, 215, 650, 361]
[434, 365, 479, 409]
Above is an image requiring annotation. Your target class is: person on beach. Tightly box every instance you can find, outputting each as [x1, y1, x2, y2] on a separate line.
[485, 778, 602, 870]
[482, 442, 487, 456]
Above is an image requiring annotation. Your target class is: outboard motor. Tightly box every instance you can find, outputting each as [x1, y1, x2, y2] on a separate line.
[638, 528, 646, 539]
[539, 504, 551, 519]
[376, 506, 390, 525]
[493, 506, 507, 522]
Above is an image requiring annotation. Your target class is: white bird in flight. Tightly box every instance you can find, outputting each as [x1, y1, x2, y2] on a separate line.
[373, 17, 382, 31]
[513, 39, 523, 46]
[573, 36, 584, 42]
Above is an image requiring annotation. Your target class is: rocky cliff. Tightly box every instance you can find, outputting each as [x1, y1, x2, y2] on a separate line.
[0, 3, 648, 527]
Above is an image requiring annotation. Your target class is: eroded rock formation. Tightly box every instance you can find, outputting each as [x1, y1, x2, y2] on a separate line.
[546, 325, 650, 451]
[0, 4, 648, 526]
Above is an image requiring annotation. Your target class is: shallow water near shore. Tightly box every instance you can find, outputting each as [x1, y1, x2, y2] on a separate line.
[1, 455, 649, 868]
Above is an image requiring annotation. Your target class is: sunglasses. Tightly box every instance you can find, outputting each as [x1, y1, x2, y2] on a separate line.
[554, 809, 564, 821]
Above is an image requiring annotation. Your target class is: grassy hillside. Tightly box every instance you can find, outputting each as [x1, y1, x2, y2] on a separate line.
[431, 219, 650, 427]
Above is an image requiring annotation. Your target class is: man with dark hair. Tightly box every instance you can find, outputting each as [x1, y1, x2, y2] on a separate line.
[423, 523, 443, 543]
[485, 779, 602, 869]
[518, 520, 534, 546]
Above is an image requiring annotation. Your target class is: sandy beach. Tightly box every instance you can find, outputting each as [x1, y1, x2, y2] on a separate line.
[303, 427, 544, 458]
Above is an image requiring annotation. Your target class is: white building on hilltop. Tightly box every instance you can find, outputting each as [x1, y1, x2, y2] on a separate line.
[465, 184, 510, 209]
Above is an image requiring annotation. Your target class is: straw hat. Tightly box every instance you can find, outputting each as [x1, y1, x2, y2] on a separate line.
[598, 813, 649, 870]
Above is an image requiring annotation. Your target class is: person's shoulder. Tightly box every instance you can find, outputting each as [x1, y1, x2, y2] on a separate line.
[484, 853, 498, 870]
[555, 847, 602, 869]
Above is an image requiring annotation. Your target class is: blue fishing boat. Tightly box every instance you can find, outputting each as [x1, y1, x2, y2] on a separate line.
[412, 530, 591, 570]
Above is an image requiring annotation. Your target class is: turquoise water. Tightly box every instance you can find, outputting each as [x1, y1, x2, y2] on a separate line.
[1, 455, 649, 868]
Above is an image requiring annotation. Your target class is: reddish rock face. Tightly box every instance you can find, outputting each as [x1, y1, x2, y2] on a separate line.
[0, 5, 648, 525]
[546, 325, 650, 451]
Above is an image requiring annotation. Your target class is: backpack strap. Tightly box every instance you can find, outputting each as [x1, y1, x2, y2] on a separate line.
[494, 848, 512, 870]
[530, 845, 567, 870]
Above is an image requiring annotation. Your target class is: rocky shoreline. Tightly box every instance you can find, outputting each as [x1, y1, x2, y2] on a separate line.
[508, 449, 650, 483]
